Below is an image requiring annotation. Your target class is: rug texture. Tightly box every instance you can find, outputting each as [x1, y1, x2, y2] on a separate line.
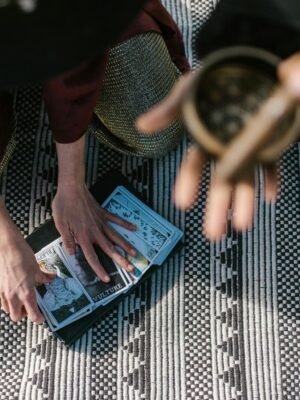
[1, 1, 300, 399]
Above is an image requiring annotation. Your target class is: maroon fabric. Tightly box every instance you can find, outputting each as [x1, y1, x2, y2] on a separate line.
[43, 0, 190, 144]
[43, 54, 109, 143]
[144, 0, 190, 72]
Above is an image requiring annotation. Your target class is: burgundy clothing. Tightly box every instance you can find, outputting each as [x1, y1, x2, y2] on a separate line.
[42, 0, 190, 144]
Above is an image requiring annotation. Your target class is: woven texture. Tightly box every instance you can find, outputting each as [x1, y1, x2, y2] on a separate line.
[0, 1, 300, 400]
[90, 32, 183, 158]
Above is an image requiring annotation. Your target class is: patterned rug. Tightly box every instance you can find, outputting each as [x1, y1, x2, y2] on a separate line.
[1, 1, 300, 399]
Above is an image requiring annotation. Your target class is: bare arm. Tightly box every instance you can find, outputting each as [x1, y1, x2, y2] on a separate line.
[53, 135, 138, 282]
[0, 197, 54, 322]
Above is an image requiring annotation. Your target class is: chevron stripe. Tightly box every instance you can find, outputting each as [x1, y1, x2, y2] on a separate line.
[1, 1, 300, 400]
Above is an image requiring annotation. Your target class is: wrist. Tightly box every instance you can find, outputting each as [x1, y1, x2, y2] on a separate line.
[57, 174, 85, 189]
[56, 180, 87, 197]
[0, 199, 14, 228]
[0, 198, 23, 246]
[56, 136, 86, 188]
[0, 218, 20, 249]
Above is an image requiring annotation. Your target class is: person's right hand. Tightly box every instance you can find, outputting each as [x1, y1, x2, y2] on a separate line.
[136, 72, 278, 240]
[0, 224, 55, 322]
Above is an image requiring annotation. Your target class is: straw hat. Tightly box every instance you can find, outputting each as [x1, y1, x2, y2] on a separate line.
[89, 33, 184, 158]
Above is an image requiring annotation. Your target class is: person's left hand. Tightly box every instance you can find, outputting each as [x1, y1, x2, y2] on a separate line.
[52, 183, 137, 282]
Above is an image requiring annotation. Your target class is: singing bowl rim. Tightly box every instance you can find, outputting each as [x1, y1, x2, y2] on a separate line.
[183, 46, 300, 162]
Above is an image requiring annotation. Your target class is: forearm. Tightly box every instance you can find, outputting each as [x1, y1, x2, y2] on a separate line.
[0, 197, 19, 244]
[56, 135, 86, 188]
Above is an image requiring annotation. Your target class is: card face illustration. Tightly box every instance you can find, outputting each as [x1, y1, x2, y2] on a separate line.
[105, 198, 168, 251]
[103, 187, 183, 266]
[67, 246, 129, 304]
[125, 250, 150, 278]
[108, 193, 170, 249]
[33, 183, 183, 334]
[35, 246, 92, 325]
[107, 220, 158, 262]
[115, 186, 178, 233]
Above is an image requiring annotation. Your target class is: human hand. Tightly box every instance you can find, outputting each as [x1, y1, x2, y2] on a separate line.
[136, 71, 278, 240]
[52, 183, 137, 282]
[278, 53, 300, 96]
[0, 224, 55, 322]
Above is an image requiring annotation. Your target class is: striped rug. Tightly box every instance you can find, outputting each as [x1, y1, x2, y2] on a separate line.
[1, 1, 300, 399]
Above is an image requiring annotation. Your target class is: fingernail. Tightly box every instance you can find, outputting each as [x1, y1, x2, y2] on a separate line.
[135, 116, 144, 129]
[131, 224, 137, 231]
[103, 275, 111, 283]
[286, 76, 300, 97]
[127, 264, 134, 272]
[33, 316, 44, 324]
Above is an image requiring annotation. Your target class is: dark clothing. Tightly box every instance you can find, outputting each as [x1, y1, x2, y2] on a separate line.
[0, 0, 189, 164]
[196, 0, 300, 59]
[43, 0, 189, 144]
[0, 0, 144, 87]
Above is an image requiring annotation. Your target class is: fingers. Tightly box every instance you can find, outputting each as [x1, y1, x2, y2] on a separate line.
[7, 296, 24, 321]
[35, 271, 56, 285]
[1, 296, 24, 321]
[93, 231, 135, 273]
[15, 272, 53, 323]
[104, 211, 136, 231]
[104, 244, 134, 273]
[80, 240, 111, 282]
[205, 178, 232, 241]
[135, 72, 194, 133]
[264, 163, 278, 203]
[232, 175, 255, 231]
[278, 53, 300, 96]
[55, 220, 76, 255]
[205, 165, 277, 241]
[19, 306, 27, 320]
[174, 145, 207, 209]
[1, 290, 43, 323]
[0, 296, 9, 314]
[102, 225, 136, 257]
[22, 292, 44, 323]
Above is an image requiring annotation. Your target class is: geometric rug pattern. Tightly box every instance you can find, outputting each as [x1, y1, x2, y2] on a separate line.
[0, 1, 300, 399]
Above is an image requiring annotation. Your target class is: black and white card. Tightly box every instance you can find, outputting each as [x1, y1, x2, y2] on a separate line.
[34, 185, 183, 332]
[102, 186, 183, 279]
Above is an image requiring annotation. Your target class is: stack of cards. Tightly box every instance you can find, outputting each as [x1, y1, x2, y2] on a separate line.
[35, 186, 183, 331]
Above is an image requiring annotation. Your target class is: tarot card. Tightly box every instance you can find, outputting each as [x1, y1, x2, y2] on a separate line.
[106, 219, 158, 262]
[151, 228, 183, 266]
[114, 190, 181, 265]
[103, 187, 183, 265]
[114, 246, 133, 286]
[37, 297, 59, 331]
[37, 293, 93, 331]
[113, 187, 174, 239]
[105, 195, 169, 251]
[125, 249, 151, 280]
[118, 187, 183, 262]
[65, 245, 131, 305]
[35, 245, 93, 328]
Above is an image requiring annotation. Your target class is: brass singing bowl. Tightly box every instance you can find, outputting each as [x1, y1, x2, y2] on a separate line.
[183, 47, 300, 181]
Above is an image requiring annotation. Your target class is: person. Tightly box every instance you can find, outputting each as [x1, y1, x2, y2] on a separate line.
[137, 0, 300, 240]
[0, 0, 189, 323]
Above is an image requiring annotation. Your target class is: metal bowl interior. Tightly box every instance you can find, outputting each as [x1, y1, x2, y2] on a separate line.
[184, 47, 299, 161]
